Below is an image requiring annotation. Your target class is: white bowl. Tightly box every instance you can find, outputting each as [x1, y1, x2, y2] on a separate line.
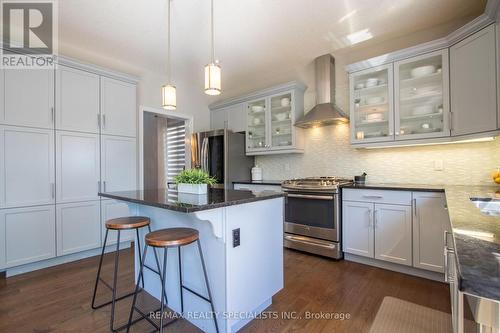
[355, 83, 365, 89]
[412, 105, 434, 116]
[365, 113, 383, 122]
[366, 96, 384, 105]
[365, 78, 379, 87]
[251, 105, 264, 112]
[275, 113, 288, 121]
[280, 98, 290, 107]
[410, 65, 436, 78]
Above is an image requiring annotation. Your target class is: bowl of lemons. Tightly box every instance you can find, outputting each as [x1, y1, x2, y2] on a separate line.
[492, 168, 500, 185]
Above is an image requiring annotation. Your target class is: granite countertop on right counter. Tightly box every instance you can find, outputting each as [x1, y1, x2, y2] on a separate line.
[443, 185, 500, 300]
[341, 183, 500, 301]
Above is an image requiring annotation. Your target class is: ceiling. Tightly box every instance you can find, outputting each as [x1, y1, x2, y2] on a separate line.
[58, 0, 486, 102]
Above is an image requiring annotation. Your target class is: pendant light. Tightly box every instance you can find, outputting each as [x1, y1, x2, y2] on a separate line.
[162, 0, 176, 110]
[204, 0, 221, 95]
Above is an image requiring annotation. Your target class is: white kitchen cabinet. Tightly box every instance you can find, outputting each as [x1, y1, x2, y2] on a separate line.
[350, 64, 395, 144]
[211, 108, 227, 130]
[56, 131, 100, 203]
[56, 65, 100, 133]
[374, 204, 412, 266]
[1, 126, 55, 208]
[246, 89, 304, 155]
[450, 24, 497, 136]
[413, 192, 449, 272]
[227, 103, 247, 132]
[100, 77, 137, 137]
[342, 201, 374, 258]
[394, 49, 450, 140]
[0, 205, 56, 268]
[101, 135, 137, 192]
[101, 199, 137, 245]
[210, 103, 247, 133]
[56, 201, 101, 256]
[1, 68, 54, 129]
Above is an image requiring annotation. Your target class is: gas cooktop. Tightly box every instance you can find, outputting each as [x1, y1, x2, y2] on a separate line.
[281, 176, 353, 192]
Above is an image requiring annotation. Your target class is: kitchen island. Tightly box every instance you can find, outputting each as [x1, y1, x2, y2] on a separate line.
[99, 188, 285, 333]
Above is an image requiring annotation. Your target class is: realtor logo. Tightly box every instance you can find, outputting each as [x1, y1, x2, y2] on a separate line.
[1, 0, 58, 68]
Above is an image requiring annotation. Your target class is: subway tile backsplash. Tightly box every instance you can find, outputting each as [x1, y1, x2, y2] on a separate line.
[255, 124, 500, 185]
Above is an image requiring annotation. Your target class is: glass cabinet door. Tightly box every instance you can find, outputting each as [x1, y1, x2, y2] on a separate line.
[246, 98, 268, 151]
[395, 49, 450, 140]
[350, 64, 394, 144]
[269, 92, 293, 149]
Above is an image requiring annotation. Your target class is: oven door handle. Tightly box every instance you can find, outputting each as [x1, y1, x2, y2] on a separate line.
[284, 235, 335, 249]
[286, 194, 334, 200]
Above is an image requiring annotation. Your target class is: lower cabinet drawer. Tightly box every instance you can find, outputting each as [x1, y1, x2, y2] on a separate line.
[0, 205, 56, 269]
[342, 189, 412, 205]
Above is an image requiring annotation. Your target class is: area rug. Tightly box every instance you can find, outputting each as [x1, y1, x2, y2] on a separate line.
[369, 296, 452, 333]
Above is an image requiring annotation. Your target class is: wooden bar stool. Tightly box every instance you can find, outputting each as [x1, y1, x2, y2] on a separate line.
[91, 216, 165, 332]
[126, 227, 219, 333]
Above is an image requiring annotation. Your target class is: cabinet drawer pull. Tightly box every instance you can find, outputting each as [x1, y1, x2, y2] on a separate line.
[50, 183, 55, 199]
[287, 194, 334, 200]
[413, 198, 417, 217]
[362, 195, 383, 199]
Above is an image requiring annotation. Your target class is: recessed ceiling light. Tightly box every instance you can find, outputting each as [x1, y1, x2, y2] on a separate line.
[345, 29, 373, 45]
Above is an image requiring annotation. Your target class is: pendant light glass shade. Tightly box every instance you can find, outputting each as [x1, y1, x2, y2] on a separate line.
[204, 62, 221, 95]
[205, 0, 221, 96]
[161, 84, 177, 110]
[162, 0, 176, 110]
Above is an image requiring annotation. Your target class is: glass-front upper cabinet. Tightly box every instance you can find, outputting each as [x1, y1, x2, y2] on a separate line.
[269, 92, 293, 149]
[350, 64, 394, 144]
[246, 98, 268, 152]
[394, 49, 450, 140]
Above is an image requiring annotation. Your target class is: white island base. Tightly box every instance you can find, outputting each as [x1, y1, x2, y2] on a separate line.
[130, 197, 284, 333]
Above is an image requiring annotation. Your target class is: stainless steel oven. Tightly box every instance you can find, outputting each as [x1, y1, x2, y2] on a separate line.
[283, 189, 342, 259]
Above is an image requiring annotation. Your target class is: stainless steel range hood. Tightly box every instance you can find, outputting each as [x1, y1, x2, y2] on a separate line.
[295, 54, 348, 128]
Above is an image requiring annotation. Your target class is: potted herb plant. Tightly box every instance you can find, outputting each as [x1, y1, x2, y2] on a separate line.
[174, 169, 217, 194]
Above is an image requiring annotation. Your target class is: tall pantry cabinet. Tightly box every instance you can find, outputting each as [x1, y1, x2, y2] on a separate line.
[0, 59, 139, 271]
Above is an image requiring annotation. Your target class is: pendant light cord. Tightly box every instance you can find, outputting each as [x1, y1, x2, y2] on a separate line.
[210, 0, 215, 63]
[167, 0, 171, 82]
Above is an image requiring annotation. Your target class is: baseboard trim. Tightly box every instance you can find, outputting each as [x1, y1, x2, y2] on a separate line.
[345, 253, 445, 283]
[4, 241, 132, 278]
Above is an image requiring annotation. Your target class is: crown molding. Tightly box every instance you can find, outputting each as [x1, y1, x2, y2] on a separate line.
[346, 0, 498, 73]
[56, 55, 139, 84]
[209, 80, 307, 110]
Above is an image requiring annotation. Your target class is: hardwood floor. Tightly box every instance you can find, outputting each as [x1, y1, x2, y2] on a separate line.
[0, 247, 450, 333]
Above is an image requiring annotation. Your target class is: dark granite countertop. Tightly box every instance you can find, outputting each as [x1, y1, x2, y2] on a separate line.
[99, 188, 284, 213]
[340, 182, 500, 300]
[340, 183, 445, 192]
[233, 180, 283, 186]
[443, 185, 500, 300]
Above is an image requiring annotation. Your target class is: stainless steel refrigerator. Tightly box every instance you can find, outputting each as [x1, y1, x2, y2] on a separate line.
[191, 129, 254, 189]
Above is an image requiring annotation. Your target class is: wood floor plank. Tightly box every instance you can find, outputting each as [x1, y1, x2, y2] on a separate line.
[0, 247, 450, 333]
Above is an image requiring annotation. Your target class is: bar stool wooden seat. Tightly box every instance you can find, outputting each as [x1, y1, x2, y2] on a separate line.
[126, 227, 219, 333]
[92, 216, 165, 332]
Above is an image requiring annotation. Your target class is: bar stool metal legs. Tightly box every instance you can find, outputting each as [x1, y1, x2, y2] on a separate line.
[91, 219, 162, 332]
[126, 228, 219, 333]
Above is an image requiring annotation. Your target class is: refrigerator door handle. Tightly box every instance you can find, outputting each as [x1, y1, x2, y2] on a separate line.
[201, 137, 209, 173]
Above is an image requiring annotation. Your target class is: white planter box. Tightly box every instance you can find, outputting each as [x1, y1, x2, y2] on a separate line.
[177, 183, 208, 194]
[178, 193, 209, 205]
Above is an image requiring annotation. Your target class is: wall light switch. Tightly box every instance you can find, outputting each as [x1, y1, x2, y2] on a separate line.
[434, 160, 444, 171]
